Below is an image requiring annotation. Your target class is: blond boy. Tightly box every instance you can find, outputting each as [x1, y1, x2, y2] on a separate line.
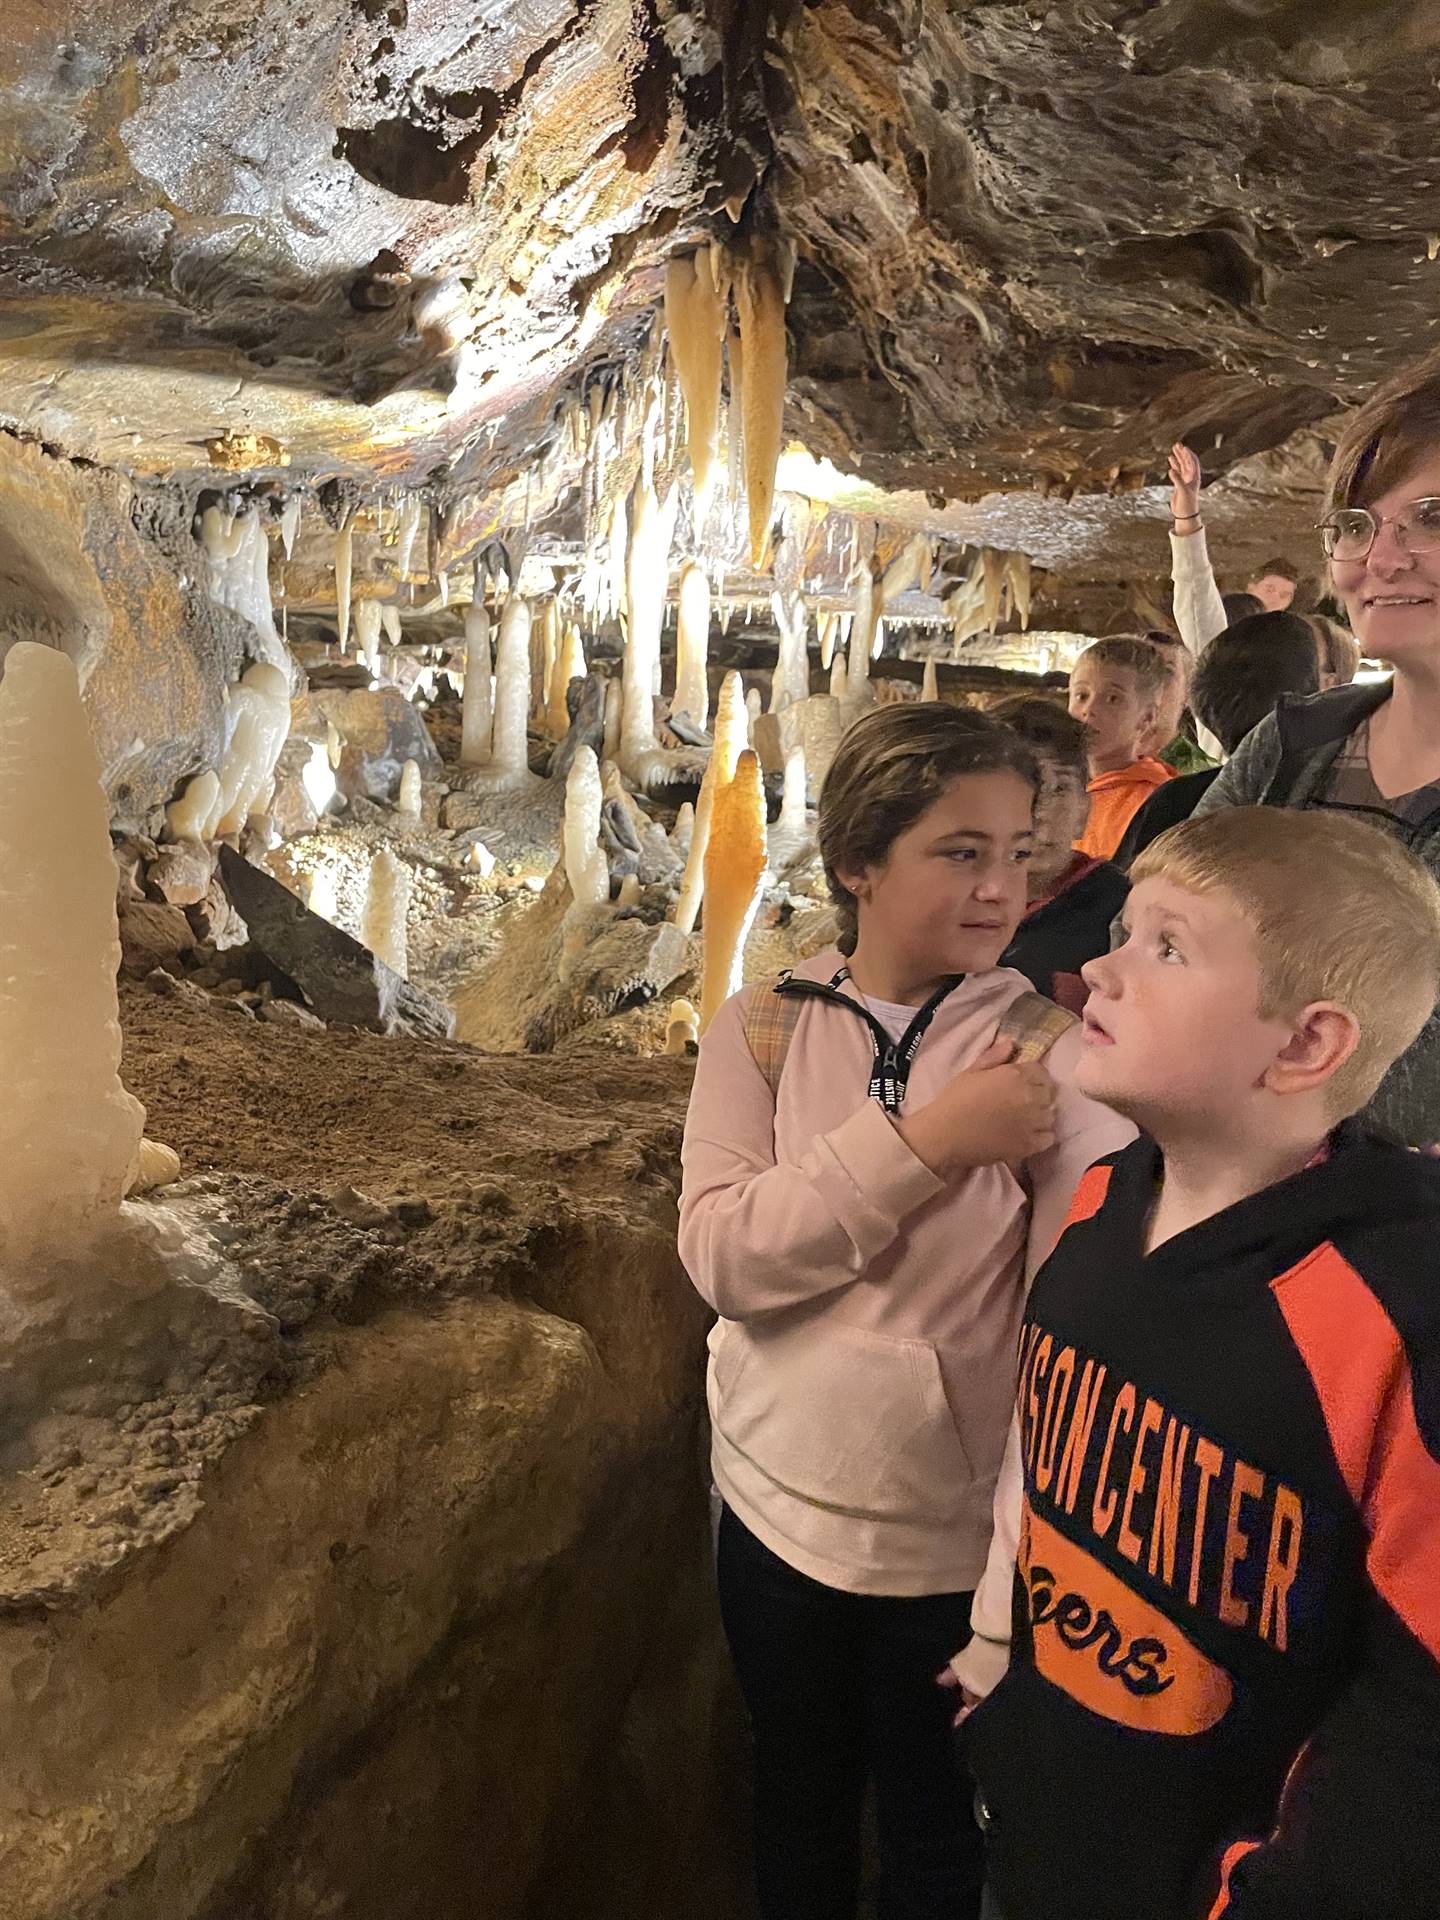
[954, 808, 1440, 1920]
[1067, 638, 1175, 859]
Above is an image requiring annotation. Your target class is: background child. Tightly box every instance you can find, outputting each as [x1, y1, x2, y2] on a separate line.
[992, 696, 1129, 1013]
[679, 704, 1133, 1920]
[1066, 637, 1175, 859]
[957, 807, 1440, 1920]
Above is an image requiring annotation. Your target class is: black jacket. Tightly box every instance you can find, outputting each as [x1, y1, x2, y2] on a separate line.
[1003, 859, 1129, 1014]
[1111, 767, 1220, 871]
[965, 1124, 1440, 1920]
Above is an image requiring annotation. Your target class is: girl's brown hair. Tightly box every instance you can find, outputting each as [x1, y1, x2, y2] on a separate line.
[1329, 348, 1440, 509]
[818, 702, 1039, 955]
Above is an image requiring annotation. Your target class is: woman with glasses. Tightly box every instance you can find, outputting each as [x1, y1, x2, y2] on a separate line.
[1192, 354, 1440, 1144]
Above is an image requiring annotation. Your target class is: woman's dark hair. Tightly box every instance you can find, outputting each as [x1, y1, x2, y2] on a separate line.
[1330, 347, 1440, 509]
[1189, 613, 1321, 756]
[818, 702, 1039, 955]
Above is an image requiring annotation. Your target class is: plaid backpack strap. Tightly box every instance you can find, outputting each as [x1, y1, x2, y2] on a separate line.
[997, 989, 1078, 1063]
[742, 972, 805, 1099]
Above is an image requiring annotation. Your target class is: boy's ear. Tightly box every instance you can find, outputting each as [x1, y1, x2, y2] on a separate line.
[1264, 1001, 1360, 1099]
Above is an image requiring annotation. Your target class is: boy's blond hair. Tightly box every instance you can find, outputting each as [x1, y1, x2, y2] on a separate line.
[1073, 636, 1171, 703]
[1134, 808, 1440, 1115]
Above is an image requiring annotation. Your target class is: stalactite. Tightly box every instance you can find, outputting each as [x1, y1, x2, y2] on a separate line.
[674, 669, 746, 934]
[664, 249, 727, 522]
[1006, 550, 1032, 629]
[848, 564, 877, 699]
[982, 547, 1006, 634]
[199, 503, 285, 667]
[0, 644, 145, 1261]
[460, 602, 492, 768]
[334, 515, 354, 649]
[699, 748, 767, 1033]
[734, 240, 790, 568]
[361, 847, 411, 978]
[819, 611, 838, 671]
[279, 494, 302, 560]
[381, 604, 402, 648]
[394, 494, 423, 587]
[674, 562, 711, 730]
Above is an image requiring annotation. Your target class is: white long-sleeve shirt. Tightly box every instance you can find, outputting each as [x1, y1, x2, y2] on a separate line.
[1169, 528, 1227, 760]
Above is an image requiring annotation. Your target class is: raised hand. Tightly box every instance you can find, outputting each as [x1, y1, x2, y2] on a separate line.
[1169, 442, 1202, 525]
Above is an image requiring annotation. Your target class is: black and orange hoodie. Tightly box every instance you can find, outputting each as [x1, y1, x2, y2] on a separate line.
[964, 1123, 1440, 1920]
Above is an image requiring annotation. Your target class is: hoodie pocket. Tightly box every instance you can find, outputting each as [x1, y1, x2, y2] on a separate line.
[711, 1317, 975, 1524]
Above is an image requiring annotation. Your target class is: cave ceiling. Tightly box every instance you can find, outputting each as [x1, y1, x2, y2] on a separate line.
[5, 0, 1440, 613]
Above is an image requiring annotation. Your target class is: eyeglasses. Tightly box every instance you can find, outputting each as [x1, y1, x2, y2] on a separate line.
[1318, 497, 1440, 561]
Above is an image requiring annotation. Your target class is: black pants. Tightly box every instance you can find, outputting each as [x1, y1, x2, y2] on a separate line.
[717, 1504, 985, 1920]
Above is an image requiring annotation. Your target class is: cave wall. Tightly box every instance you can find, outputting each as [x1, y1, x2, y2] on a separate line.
[0, 436, 246, 830]
[0, 1005, 748, 1920]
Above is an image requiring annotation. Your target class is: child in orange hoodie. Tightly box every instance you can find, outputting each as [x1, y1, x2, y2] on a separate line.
[1067, 637, 1175, 859]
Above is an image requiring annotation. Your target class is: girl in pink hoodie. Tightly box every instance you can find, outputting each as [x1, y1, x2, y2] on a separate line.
[680, 703, 1132, 1920]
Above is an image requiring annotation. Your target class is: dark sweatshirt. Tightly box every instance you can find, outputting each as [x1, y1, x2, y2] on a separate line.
[1002, 857, 1129, 1016]
[965, 1123, 1440, 1920]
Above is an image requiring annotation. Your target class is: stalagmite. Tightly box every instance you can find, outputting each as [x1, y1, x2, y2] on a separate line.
[616, 873, 642, 910]
[829, 653, 847, 701]
[746, 686, 763, 740]
[536, 598, 562, 722]
[675, 669, 746, 934]
[362, 848, 411, 977]
[168, 769, 221, 841]
[602, 677, 622, 764]
[563, 747, 609, 911]
[619, 473, 681, 788]
[922, 657, 939, 702]
[355, 598, 383, 677]
[734, 242, 790, 567]
[127, 1138, 182, 1196]
[334, 516, 354, 649]
[459, 602, 493, 767]
[307, 866, 338, 924]
[546, 622, 586, 741]
[664, 249, 727, 520]
[674, 562, 711, 729]
[819, 611, 838, 671]
[0, 643, 146, 1262]
[849, 564, 878, 698]
[398, 759, 421, 814]
[463, 596, 537, 792]
[780, 743, 807, 835]
[770, 590, 810, 712]
[665, 999, 700, 1054]
[301, 740, 337, 815]
[213, 663, 291, 837]
[381, 604, 402, 648]
[671, 800, 695, 860]
[699, 748, 767, 1032]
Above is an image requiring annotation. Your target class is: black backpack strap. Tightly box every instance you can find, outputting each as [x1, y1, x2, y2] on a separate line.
[1262, 684, 1390, 807]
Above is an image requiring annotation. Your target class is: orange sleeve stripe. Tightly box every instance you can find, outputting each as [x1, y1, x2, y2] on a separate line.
[1206, 1840, 1260, 1919]
[1272, 1245, 1440, 1662]
[1064, 1161, 1113, 1231]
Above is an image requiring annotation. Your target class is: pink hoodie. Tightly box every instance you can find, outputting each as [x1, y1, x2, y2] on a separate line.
[679, 950, 1134, 1597]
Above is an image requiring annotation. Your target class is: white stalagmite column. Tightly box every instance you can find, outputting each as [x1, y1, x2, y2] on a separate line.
[699, 749, 768, 1032]
[619, 474, 680, 786]
[355, 598, 383, 678]
[829, 653, 848, 701]
[459, 602, 493, 767]
[921, 657, 939, 702]
[675, 562, 711, 730]
[665, 998, 700, 1054]
[780, 743, 808, 835]
[0, 643, 145, 1262]
[563, 747, 610, 911]
[849, 566, 876, 699]
[746, 687, 762, 741]
[770, 590, 810, 713]
[398, 759, 421, 814]
[602, 677, 622, 764]
[547, 622, 586, 740]
[464, 596, 536, 792]
[362, 847, 411, 977]
[213, 663, 291, 837]
[674, 668, 746, 934]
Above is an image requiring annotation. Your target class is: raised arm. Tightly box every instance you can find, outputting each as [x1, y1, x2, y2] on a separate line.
[1168, 442, 1229, 660]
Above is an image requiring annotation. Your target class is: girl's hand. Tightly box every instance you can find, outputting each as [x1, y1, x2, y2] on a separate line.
[1169, 442, 1202, 524]
[897, 1037, 1058, 1177]
[937, 1663, 982, 1729]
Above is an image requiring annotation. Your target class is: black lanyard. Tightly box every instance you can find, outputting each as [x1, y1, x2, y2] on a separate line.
[774, 966, 963, 1113]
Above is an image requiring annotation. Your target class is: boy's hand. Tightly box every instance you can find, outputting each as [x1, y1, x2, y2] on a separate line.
[1169, 442, 1202, 523]
[897, 1037, 1058, 1177]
